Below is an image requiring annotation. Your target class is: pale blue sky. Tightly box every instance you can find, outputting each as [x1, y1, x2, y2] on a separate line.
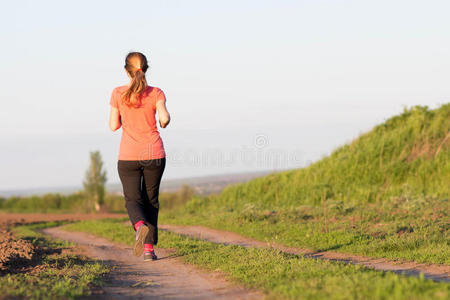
[1, 0, 449, 191]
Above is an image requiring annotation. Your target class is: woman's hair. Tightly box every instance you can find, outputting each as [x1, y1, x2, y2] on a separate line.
[121, 52, 149, 107]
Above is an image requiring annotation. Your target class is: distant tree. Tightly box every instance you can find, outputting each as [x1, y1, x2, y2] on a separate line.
[83, 151, 107, 212]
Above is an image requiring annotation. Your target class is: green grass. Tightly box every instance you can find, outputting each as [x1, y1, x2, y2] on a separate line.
[11, 221, 74, 248]
[161, 196, 449, 264]
[63, 218, 449, 300]
[0, 222, 109, 300]
[63, 218, 131, 245]
[160, 104, 450, 264]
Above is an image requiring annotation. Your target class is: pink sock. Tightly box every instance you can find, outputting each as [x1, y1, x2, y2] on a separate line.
[134, 220, 145, 231]
[144, 244, 154, 252]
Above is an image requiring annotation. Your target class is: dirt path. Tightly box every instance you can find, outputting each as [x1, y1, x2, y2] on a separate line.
[159, 224, 450, 283]
[42, 227, 263, 300]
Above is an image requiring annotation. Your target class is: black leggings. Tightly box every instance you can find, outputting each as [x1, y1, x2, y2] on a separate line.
[117, 158, 166, 245]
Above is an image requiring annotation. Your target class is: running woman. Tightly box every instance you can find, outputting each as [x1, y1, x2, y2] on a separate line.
[109, 51, 170, 261]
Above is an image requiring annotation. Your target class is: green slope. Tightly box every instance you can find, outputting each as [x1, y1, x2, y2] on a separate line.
[162, 104, 450, 264]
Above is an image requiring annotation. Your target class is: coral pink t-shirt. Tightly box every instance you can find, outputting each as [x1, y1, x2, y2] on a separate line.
[110, 85, 166, 161]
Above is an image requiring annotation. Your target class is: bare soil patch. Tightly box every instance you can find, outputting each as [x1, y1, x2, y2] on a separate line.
[0, 227, 35, 274]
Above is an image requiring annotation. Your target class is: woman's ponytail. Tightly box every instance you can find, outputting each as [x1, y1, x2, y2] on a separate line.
[121, 52, 149, 108]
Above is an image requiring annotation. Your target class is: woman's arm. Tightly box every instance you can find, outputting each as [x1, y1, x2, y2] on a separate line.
[109, 106, 121, 131]
[156, 100, 170, 128]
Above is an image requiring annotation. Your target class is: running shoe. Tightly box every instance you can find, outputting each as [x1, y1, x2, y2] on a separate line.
[144, 251, 158, 261]
[133, 224, 149, 257]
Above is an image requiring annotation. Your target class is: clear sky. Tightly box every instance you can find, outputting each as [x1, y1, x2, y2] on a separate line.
[1, 0, 449, 191]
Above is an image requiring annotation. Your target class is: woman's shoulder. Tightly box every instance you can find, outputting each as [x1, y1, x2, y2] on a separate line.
[148, 85, 163, 93]
[146, 86, 165, 99]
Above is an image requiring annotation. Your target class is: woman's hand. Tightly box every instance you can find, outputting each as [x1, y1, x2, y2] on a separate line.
[109, 107, 121, 131]
[156, 99, 170, 128]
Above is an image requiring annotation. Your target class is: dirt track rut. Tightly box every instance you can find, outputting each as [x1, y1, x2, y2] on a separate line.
[159, 224, 450, 283]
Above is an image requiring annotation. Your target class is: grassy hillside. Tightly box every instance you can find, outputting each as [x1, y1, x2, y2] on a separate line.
[162, 104, 450, 264]
[198, 104, 449, 208]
